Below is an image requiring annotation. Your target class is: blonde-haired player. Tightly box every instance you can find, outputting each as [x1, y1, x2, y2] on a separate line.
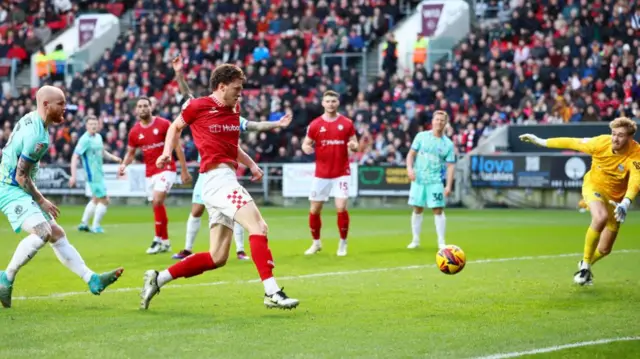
[520, 117, 640, 285]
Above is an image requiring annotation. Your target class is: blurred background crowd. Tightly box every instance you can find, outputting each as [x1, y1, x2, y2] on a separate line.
[0, 0, 639, 167]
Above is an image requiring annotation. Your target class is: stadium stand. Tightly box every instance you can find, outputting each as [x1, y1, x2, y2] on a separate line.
[0, 0, 639, 167]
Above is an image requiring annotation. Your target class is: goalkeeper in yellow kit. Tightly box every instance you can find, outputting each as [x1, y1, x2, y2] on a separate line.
[520, 117, 640, 286]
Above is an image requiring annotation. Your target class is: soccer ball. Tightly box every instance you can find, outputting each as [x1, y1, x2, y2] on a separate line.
[436, 245, 466, 275]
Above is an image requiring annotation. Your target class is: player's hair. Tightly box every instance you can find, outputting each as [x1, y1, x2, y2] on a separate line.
[323, 90, 340, 99]
[85, 115, 98, 122]
[136, 96, 152, 105]
[434, 110, 449, 122]
[610, 117, 637, 136]
[210, 64, 246, 91]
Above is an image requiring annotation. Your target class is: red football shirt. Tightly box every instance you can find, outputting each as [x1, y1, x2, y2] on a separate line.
[128, 116, 176, 177]
[307, 114, 355, 179]
[181, 95, 244, 173]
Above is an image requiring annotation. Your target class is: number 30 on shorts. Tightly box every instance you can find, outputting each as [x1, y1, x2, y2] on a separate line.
[432, 192, 443, 201]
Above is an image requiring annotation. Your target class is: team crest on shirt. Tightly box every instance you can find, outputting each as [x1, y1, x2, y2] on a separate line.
[139, 134, 145, 139]
[618, 164, 624, 172]
[153, 128, 159, 135]
[338, 124, 343, 131]
[29, 143, 46, 159]
[320, 126, 327, 132]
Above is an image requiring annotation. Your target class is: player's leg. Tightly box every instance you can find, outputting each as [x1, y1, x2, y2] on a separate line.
[407, 182, 427, 248]
[591, 227, 618, 266]
[48, 221, 123, 295]
[234, 222, 250, 260]
[334, 176, 350, 256]
[91, 181, 109, 233]
[426, 183, 447, 249]
[235, 201, 299, 309]
[79, 197, 97, 232]
[147, 171, 176, 254]
[174, 176, 206, 259]
[0, 205, 52, 308]
[575, 191, 609, 285]
[141, 216, 232, 310]
[306, 177, 331, 255]
[173, 204, 205, 259]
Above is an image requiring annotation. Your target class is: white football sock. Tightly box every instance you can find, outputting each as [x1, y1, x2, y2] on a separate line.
[185, 214, 201, 251]
[434, 213, 446, 247]
[234, 222, 245, 252]
[263, 277, 280, 296]
[81, 201, 97, 225]
[50, 237, 95, 283]
[157, 269, 173, 287]
[92, 203, 107, 228]
[411, 212, 423, 242]
[5, 234, 46, 282]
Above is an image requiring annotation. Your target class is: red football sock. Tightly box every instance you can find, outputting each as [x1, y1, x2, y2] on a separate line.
[337, 210, 349, 240]
[249, 234, 274, 280]
[167, 252, 216, 278]
[309, 212, 321, 240]
[153, 204, 169, 240]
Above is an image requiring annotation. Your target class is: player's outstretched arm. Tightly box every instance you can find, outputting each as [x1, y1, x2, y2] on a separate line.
[246, 113, 292, 132]
[302, 135, 315, 155]
[103, 149, 122, 163]
[158, 116, 187, 168]
[519, 134, 595, 154]
[172, 55, 194, 99]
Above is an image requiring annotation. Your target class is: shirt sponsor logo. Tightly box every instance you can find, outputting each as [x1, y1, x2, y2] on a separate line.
[209, 124, 240, 133]
[320, 139, 345, 146]
[141, 142, 164, 151]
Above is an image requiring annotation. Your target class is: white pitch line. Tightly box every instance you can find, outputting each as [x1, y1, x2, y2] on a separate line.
[13, 249, 640, 301]
[473, 336, 640, 359]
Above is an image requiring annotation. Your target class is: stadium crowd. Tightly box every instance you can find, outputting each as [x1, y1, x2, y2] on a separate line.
[1, 0, 640, 167]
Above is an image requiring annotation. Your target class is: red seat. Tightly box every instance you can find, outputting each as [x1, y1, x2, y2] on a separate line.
[0, 65, 10, 77]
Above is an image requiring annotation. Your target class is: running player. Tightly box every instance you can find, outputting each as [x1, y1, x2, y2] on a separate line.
[141, 64, 299, 310]
[406, 110, 455, 250]
[301, 90, 358, 257]
[0, 86, 123, 308]
[69, 115, 122, 233]
[119, 97, 192, 254]
[520, 117, 640, 285]
[169, 56, 292, 261]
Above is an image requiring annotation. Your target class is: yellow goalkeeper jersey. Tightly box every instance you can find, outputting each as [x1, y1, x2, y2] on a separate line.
[547, 135, 640, 201]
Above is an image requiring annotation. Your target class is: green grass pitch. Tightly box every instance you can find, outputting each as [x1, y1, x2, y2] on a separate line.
[0, 206, 639, 358]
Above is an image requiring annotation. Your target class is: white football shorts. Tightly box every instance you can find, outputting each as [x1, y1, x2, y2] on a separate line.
[308, 176, 350, 202]
[145, 170, 177, 201]
[200, 165, 254, 229]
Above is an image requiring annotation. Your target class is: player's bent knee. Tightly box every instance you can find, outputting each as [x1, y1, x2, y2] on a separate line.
[413, 206, 424, 214]
[49, 223, 67, 242]
[191, 204, 205, 217]
[209, 250, 229, 268]
[432, 208, 444, 215]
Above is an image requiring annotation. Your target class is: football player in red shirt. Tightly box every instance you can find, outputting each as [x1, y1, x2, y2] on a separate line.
[140, 64, 299, 310]
[169, 55, 292, 262]
[302, 90, 358, 256]
[119, 97, 191, 255]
